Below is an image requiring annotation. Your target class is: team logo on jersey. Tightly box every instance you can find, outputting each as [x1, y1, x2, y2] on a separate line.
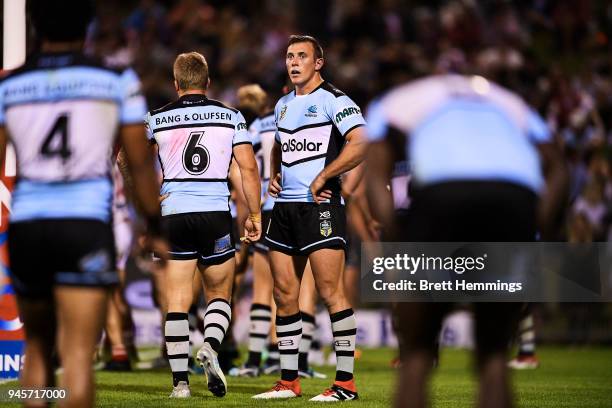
[305, 105, 318, 117]
[279, 105, 288, 122]
[320, 220, 332, 237]
[319, 210, 331, 220]
[214, 234, 232, 253]
[335, 106, 361, 124]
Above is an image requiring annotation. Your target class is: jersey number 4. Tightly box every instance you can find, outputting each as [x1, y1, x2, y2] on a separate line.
[183, 131, 210, 175]
[41, 114, 71, 160]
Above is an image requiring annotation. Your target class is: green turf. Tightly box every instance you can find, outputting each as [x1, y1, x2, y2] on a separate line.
[1, 347, 611, 407]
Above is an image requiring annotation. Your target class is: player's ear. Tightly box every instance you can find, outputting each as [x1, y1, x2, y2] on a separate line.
[315, 58, 324, 72]
[174, 80, 180, 93]
[206, 77, 211, 89]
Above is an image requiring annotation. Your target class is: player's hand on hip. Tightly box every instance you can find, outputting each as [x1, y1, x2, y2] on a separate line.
[243, 213, 262, 243]
[268, 173, 282, 198]
[310, 172, 332, 204]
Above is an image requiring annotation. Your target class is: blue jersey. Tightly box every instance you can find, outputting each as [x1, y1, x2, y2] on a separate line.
[0, 52, 146, 223]
[251, 111, 276, 211]
[274, 82, 365, 203]
[367, 75, 550, 193]
[145, 94, 251, 216]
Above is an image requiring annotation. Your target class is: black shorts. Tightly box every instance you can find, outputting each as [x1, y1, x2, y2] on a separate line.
[162, 211, 235, 265]
[8, 219, 118, 298]
[253, 210, 272, 254]
[401, 181, 537, 241]
[265, 202, 346, 255]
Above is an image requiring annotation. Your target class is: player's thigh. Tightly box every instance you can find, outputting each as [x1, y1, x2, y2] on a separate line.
[16, 296, 56, 346]
[252, 251, 274, 304]
[54, 286, 109, 355]
[269, 250, 306, 304]
[198, 257, 235, 301]
[308, 247, 345, 301]
[394, 302, 450, 352]
[165, 259, 198, 311]
[474, 302, 522, 357]
[298, 261, 318, 313]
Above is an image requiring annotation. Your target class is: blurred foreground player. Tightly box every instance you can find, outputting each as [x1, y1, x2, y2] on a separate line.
[253, 35, 366, 401]
[0, 1, 165, 407]
[366, 74, 567, 408]
[145, 52, 261, 398]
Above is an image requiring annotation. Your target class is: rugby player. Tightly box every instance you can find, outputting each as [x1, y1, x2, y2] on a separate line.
[232, 84, 277, 377]
[252, 35, 366, 401]
[0, 1, 165, 407]
[145, 52, 261, 398]
[365, 74, 567, 408]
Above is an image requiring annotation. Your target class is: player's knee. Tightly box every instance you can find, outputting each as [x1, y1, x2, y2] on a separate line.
[318, 285, 343, 310]
[273, 285, 298, 309]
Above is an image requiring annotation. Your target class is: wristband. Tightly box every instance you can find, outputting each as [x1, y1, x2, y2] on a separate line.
[248, 213, 261, 223]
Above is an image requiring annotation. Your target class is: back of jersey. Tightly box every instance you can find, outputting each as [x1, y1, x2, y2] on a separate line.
[0, 52, 146, 222]
[146, 94, 250, 216]
[367, 74, 550, 193]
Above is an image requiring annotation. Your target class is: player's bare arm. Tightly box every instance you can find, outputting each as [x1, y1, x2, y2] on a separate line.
[536, 142, 569, 239]
[233, 143, 262, 242]
[365, 140, 395, 232]
[229, 157, 249, 236]
[119, 124, 167, 258]
[310, 126, 366, 204]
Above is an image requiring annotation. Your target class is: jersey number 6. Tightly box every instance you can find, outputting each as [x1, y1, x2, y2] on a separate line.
[182, 131, 210, 175]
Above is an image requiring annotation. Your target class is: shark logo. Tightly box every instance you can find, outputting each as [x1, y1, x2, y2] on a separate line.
[305, 105, 318, 118]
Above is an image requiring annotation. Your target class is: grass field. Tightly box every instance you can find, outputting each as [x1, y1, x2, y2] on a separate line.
[1, 346, 611, 407]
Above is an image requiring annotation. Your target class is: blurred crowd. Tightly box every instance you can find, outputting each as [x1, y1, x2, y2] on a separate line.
[84, 0, 612, 242]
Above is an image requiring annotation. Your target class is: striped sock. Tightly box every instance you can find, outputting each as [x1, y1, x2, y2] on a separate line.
[331, 309, 356, 382]
[298, 311, 315, 372]
[188, 305, 198, 365]
[267, 342, 280, 364]
[204, 299, 232, 353]
[165, 312, 189, 386]
[276, 312, 302, 381]
[518, 314, 536, 356]
[246, 303, 272, 367]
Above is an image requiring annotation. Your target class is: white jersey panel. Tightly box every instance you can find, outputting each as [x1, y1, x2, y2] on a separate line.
[6, 100, 118, 181]
[278, 124, 332, 165]
[154, 126, 234, 180]
[146, 95, 251, 215]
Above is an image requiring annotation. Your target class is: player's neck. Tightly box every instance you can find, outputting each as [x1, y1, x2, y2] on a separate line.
[40, 40, 83, 53]
[295, 76, 324, 96]
[178, 89, 207, 97]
